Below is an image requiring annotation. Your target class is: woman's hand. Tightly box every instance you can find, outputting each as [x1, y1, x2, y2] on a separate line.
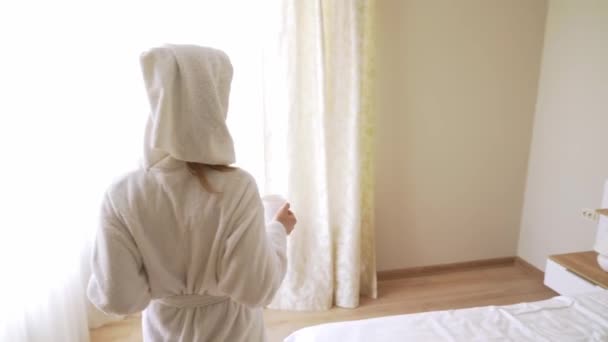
[274, 203, 297, 235]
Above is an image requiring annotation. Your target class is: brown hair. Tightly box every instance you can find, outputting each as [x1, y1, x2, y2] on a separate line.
[186, 162, 235, 193]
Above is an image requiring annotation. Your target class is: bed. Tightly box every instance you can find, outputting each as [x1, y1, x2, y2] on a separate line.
[285, 290, 608, 341]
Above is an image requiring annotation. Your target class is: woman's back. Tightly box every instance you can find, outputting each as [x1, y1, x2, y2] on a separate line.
[111, 160, 249, 296]
[88, 159, 288, 341]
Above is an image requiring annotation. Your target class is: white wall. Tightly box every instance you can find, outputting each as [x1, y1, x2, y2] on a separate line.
[517, 0, 608, 270]
[375, 0, 548, 271]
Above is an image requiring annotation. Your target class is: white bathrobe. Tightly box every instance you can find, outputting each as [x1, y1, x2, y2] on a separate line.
[87, 45, 287, 342]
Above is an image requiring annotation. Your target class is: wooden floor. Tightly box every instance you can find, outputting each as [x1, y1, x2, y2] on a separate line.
[90, 261, 556, 342]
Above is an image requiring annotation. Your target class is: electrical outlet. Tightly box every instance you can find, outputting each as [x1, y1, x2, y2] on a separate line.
[581, 208, 600, 222]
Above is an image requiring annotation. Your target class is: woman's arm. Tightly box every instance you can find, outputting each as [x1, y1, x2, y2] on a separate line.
[216, 175, 288, 307]
[87, 193, 151, 315]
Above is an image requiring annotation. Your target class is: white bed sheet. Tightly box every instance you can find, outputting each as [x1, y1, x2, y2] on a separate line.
[285, 291, 608, 342]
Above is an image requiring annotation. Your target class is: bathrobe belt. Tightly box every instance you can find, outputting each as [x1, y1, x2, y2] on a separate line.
[156, 294, 229, 308]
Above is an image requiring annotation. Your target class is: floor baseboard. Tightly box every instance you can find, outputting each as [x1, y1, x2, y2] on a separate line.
[377, 257, 517, 281]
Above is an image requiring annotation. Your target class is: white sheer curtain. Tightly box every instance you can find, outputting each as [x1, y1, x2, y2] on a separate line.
[265, 0, 377, 310]
[0, 0, 377, 339]
[0, 1, 273, 340]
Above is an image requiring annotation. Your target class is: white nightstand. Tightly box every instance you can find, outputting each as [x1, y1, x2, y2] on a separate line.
[544, 251, 608, 295]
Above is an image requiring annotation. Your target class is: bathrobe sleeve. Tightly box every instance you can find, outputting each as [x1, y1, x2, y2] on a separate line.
[87, 193, 151, 315]
[217, 175, 287, 307]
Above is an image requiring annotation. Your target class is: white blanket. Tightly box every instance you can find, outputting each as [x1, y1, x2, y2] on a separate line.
[285, 291, 608, 341]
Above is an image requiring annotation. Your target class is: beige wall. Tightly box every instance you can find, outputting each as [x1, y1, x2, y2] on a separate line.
[375, 0, 548, 271]
[517, 0, 608, 270]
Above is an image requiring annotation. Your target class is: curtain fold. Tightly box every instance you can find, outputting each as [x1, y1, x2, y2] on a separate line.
[265, 0, 377, 310]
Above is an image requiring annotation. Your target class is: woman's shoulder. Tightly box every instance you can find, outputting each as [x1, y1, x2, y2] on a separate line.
[210, 167, 258, 191]
[104, 168, 148, 199]
[104, 165, 260, 201]
[226, 167, 256, 184]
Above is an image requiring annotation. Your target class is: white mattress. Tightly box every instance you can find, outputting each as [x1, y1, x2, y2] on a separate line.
[285, 291, 608, 342]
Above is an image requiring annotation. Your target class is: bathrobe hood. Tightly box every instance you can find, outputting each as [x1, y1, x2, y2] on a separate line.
[140, 44, 235, 169]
